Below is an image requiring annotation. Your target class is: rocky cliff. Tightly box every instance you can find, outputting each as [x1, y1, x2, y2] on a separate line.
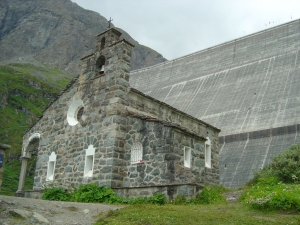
[0, 0, 166, 74]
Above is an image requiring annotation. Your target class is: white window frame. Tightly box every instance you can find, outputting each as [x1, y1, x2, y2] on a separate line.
[205, 137, 211, 168]
[84, 145, 95, 177]
[184, 146, 191, 168]
[131, 142, 143, 164]
[46, 152, 56, 181]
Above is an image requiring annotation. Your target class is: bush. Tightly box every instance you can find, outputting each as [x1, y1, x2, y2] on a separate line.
[42, 184, 166, 205]
[70, 184, 115, 203]
[42, 187, 70, 201]
[269, 144, 300, 183]
[247, 144, 300, 185]
[172, 186, 227, 205]
[193, 186, 227, 204]
[241, 177, 300, 212]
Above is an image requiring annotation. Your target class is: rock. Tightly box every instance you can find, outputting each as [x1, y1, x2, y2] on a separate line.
[83, 209, 89, 214]
[0, 0, 166, 74]
[10, 209, 32, 218]
[33, 212, 50, 223]
[0, 143, 11, 150]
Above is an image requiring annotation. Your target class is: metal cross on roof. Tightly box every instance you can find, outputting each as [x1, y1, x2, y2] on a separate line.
[108, 17, 113, 28]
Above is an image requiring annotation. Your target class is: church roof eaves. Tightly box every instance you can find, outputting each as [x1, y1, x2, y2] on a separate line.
[129, 88, 221, 132]
[126, 106, 207, 141]
[109, 39, 135, 48]
[80, 53, 94, 60]
[95, 27, 122, 37]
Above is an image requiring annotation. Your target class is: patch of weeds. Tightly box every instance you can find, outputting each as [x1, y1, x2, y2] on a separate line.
[240, 177, 300, 212]
[9, 211, 25, 220]
[67, 206, 78, 212]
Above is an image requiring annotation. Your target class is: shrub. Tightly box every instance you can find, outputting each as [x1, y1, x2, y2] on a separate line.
[43, 184, 167, 205]
[241, 177, 300, 212]
[42, 187, 70, 201]
[70, 184, 115, 203]
[194, 186, 227, 204]
[269, 144, 300, 183]
[247, 144, 300, 185]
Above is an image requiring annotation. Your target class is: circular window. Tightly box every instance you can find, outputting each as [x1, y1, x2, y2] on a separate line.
[77, 107, 84, 121]
[67, 100, 84, 126]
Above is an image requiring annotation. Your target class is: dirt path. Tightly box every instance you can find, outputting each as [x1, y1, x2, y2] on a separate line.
[0, 195, 123, 225]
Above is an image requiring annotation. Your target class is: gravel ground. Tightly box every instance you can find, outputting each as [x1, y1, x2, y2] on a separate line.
[0, 195, 123, 225]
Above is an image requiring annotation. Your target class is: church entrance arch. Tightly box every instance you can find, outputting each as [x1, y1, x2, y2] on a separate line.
[15, 133, 41, 197]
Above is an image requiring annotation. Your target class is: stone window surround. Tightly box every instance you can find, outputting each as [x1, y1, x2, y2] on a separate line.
[131, 142, 143, 164]
[84, 145, 95, 177]
[46, 152, 56, 181]
[205, 137, 211, 168]
[183, 146, 191, 168]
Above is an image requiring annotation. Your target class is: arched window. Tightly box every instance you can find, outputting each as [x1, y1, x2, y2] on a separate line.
[96, 55, 105, 75]
[84, 145, 95, 177]
[46, 152, 56, 181]
[131, 142, 143, 164]
[205, 137, 211, 168]
[100, 37, 106, 49]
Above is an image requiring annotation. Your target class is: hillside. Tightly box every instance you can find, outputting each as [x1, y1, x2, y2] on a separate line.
[0, 0, 167, 74]
[0, 63, 71, 156]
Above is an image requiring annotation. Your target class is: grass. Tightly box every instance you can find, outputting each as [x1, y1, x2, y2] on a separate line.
[96, 203, 300, 225]
[0, 63, 73, 155]
[0, 156, 36, 196]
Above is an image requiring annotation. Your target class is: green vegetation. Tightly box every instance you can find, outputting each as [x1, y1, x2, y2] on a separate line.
[96, 203, 299, 225]
[95, 145, 300, 224]
[0, 156, 36, 195]
[0, 63, 72, 195]
[241, 177, 300, 212]
[247, 144, 300, 184]
[0, 63, 72, 155]
[42, 184, 167, 205]
[240, 144, 300, 212]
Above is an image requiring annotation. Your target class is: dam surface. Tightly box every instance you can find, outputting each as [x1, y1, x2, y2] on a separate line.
[129, 19, 300, 188]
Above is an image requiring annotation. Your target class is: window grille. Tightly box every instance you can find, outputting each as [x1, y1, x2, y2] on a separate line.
[184, 146, 191, 168]
[46, 152, 56, 181]
[131, 143, 143, 164]
[205, 137, 211, 168]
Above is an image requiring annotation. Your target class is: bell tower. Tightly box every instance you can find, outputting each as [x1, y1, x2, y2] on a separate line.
[79, 28, 135, 187]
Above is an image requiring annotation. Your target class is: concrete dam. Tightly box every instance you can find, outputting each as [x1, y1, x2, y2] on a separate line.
[129, 19, 300, 188]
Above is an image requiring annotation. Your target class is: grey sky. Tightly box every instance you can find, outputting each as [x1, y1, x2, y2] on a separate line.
[71, 0, 300, 60]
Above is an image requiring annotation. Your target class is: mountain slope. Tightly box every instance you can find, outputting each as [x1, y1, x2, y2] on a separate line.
[0, 64, 72, 155]
[0, 0, 166, 74]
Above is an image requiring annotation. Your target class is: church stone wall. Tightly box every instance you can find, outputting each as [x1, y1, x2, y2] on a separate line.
[23, 74, 125, 190]
[123, 119, 218, 187]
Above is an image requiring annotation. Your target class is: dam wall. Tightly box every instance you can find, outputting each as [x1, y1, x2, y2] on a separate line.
[129, 19, 300, 187]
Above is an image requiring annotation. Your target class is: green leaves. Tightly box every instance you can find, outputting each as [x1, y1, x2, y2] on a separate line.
[241, 177, 300, 212]
[42, 184, 167, 205]
[42, 187, 70, 201]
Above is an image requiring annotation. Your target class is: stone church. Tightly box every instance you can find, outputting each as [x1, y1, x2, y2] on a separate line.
[16, 28, 220, 199]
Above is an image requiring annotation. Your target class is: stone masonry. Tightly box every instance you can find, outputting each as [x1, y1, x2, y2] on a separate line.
[19, 28, 220, 200]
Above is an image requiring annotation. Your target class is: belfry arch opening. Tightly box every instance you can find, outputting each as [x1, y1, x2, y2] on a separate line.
[96, 55, 105, 75]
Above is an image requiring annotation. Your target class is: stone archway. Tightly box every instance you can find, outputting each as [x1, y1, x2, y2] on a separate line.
[15, 133, 40, 197]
